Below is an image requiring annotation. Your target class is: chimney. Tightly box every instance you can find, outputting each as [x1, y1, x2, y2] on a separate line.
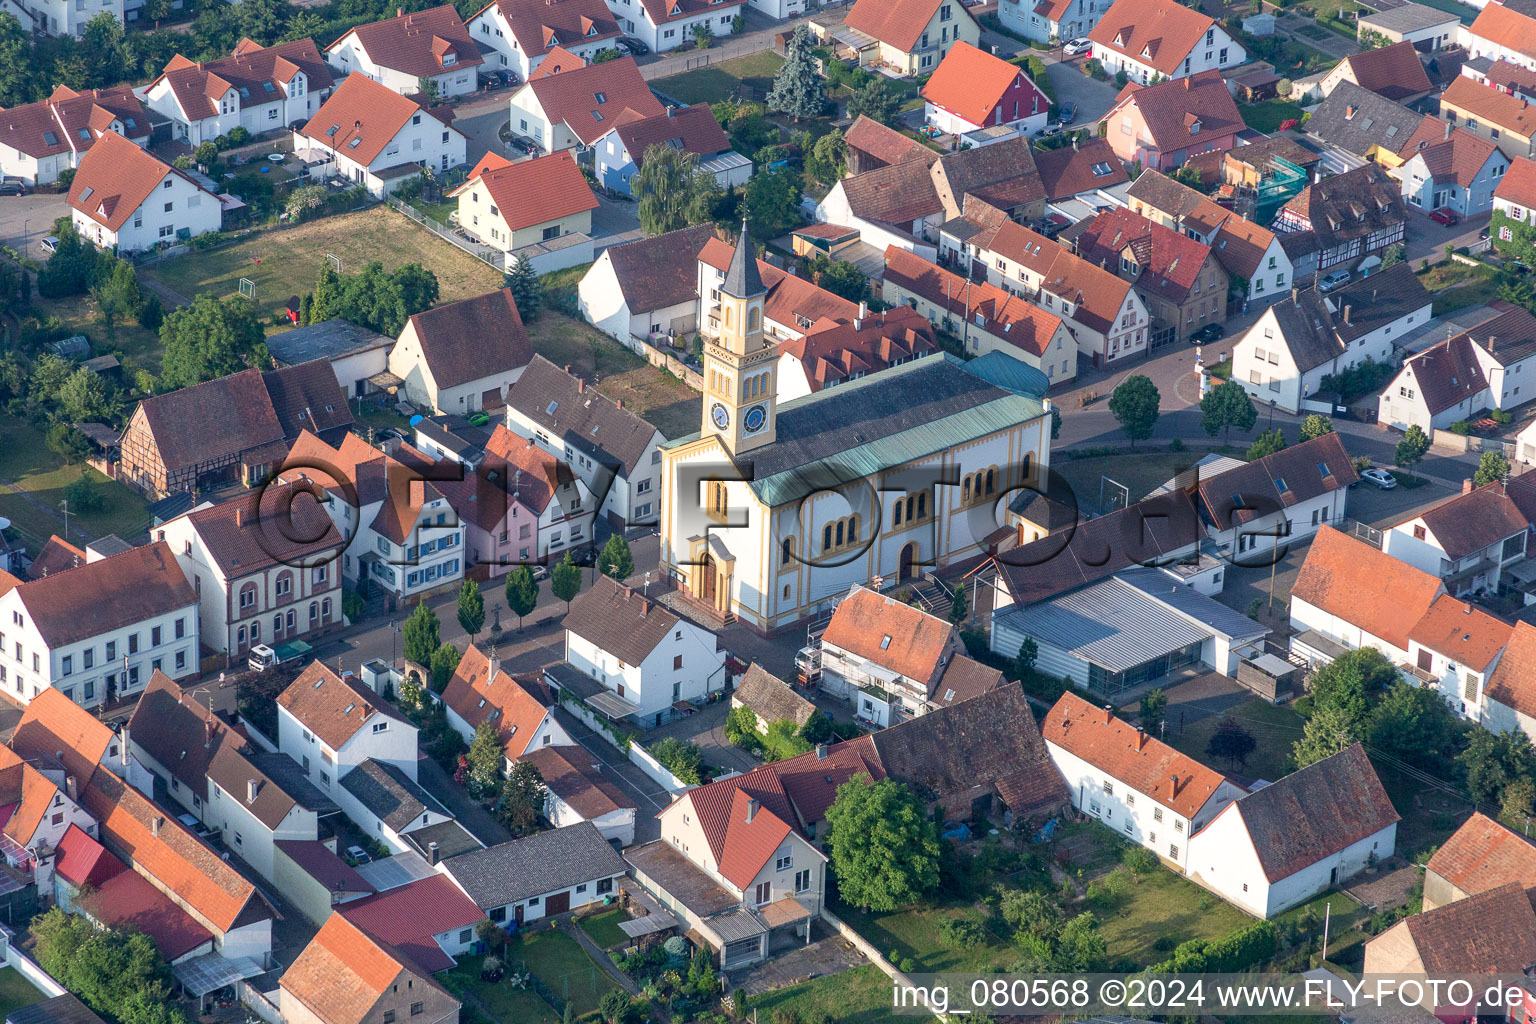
[1345, 104, 1356, 119]
[247, 779, 259, 803]
[204, 718, 215, 747]
[576, 378, 585, 393]
[666, 104, 675, 118]
[1136, 730, 1147, 751]
[615, 399, 624, 409]
[1102, 703, 1112, 725]
[65, 775, 77, 802]
[624, 588, 631, 601]
[1464, 478, 1475, 494]
[235, 507, 242, 526]
[639, 598, 649, 617]
[1170, 774, 1183, 798]
[397, 6, 402, 14]
[816, 743, 828, 760]
[1072, 136, 1079, 151]
[1291, 286, 1299, 302]
[429, 841, 440, 865]
[745, 798, 760, 823]
[1465, 603, 1473, 614]
[151, 816, 162, 838]
[563, 364, 572, 374]
[859, 300, 869, 321]
[1343, 304, 1352, 325]
[1488, 334, 1497, 354]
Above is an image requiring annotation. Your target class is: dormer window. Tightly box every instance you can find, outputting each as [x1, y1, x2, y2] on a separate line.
[1189, 120, 1200, 135]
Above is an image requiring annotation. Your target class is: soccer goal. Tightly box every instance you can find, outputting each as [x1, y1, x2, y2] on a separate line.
[326, 252, 343, 274]
[238, 277, 255, 299]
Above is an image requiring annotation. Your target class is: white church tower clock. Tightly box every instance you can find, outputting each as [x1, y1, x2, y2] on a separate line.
[701, 221, 777, 458]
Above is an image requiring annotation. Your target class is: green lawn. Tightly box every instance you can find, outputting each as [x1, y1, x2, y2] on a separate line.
[407, 197, 459, 224]
[838, 901, 1017, 973]
[654, 51, 785, 105]
[0, 969, 45, 1019]
[30, 291, 164, 375]
[1419, 262, 1501, 316]
[509, 928, 618, 1019]
[1167, 697, 1306, 783]
[748, 965, 895, 1024]
[576, 907, 629, 950]
[1242, 99, 1305, 134]
[0, 420, 153, 554]
[1095, 868, 1252, 957]
[437, 963, 561, 1024]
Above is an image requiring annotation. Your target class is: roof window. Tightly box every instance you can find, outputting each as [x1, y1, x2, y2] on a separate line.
[880, 635, 892, 649]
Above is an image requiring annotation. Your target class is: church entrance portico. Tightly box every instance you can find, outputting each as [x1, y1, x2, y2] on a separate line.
[899, 542, 919, 582]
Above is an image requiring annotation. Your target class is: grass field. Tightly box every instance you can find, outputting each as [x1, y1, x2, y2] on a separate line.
[32, 292, 163, 374]
[0, 970, 43, 1020]
[529, 314, 701, 439]
[142, 206, 504, 324]
[1055, 451, 1232, 511]
[576, 907, 629, 950]
[1420, 262, 1500, 316]
[0, 420, 152, 552]
[1167, 697, 1306, 782]
[748, 965, 894, 1023]
[438, 963, 560, 1024]
[1242, 99, 1306, 134]
[510, 928, 618, 1019]
[655, 51, 786, 105]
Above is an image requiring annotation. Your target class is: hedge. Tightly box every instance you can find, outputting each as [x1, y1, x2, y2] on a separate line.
[1150, 921, 1278, 973]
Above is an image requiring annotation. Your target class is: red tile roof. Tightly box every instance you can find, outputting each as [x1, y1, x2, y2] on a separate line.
[277, 661, 409, 751]
[172, 482, 342, 579]
[338, 874, 484, 973]
[522, 55, 665, 146]
[1485, 619, 1536, 719]
[883, 246, 1067, 356]
[1034, 138, 1130, 199]
[1426, 812, 1536, 897]
[1445, 76, 1536, 142]
[633, 0, 744, 28]
[776, 306, 937, 391]
[282, 430, 448, 545]
[1089, 0, 1221, 75]
[472, 0, 620, 60]
[1496, 155, 1536, 209]
[843, 115, 935, 169]
[0, 747, 64, 849]
[613, 103, 729, 166]
[86, 869, 214, 961]
[1292, 525, 1443, 652]
[0, 86, 150, 162]
[452, 150, 597, 232]
[10, 688, 118, 786]
[1337, 41, 1431, 102]
[6, 541, 196, 650]
[1470, 1, 1536, 64]
[1398, 115, 1503, 187]
[1106, 70, 1242, 155]
[528, 45, 586, 78]
[54, 823, 126, 890]
[297, 74, 455, 167]
[822, 585, 958, 687]
[1072, 206, 1218, 305]
[699, 235, 859, 328]
[282, 913, 456, 1024]
[404, 287, 534, 388]
[68, 132, 214, 232]
[441, 645, 554, 760]
[1398, 881, 1536, 972]
[845, 0, 968, 53]
[480, 423, 569, 514]
[921, 42, 1048, 127]
[28, 536, 86, 579]
[1044, 692, 1230, 819]
[152, 39, 334, 121]
[333, 5, 483, 77]
[677, 766, 800, 888]
[517, 744, 632, 819]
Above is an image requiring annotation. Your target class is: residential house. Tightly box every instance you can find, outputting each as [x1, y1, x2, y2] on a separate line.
[0, 745, 96, 894]
[998, 0, 1110, 45]
[67, 132, 221, 253]
[337, 758, 456, 853]
[594, 103, 749, 195]
[1393, 116, 1510, 216]
[1101, 71, 1244, 171]
[280, 914, 461, 1024]
[730, 663, 816, 734]
[1230, 262, 1433, 413]
[928, 139, 1046, 223]
[1271, 162, 1408, 279]
[143, 39, 335, 148]
[774, 305, 939, 400]
[271, 840, 375, 925]
[1378, 302, 1536, 431]
[627, 766, 828, 968]
[158, 484, 345, 659]
[558, 574, 726, 728]
[1088, 0, 1245, 85]
[325, 6, 483, 99]
[1464, 0, 1536, 72]
[940, 204, 1150, 367]
[1303, 81, 1424, 168]
[9, 686, 144, 792]
[1125, 170, 1292, 302]
[814, 158, 944, 257]
[52, 823, 124, 913]
[0, 542, 198, 708]
[1404, 594, 1514, 724]
[1439, 75, 1536, 161]
[1319, 41, 1433, 104]
[10, 0, 123, 38]
[516, 744, 636, 845]
[601, 0, 744, 53]
[1067, 206, 1228, 346]
[83, 769, 275, 962]
[1364, 882, 1536, 980]
[1483, 619, 1536, 740]
[1289, 524, 1446, 667]
[0, 85, 150, 186]
[1494, 153, 1536, 229]
[1384, 479, 1532, 595]
[118, 360, 351, 500]
[1356, 3, 1457, 51]
[578, 224, 716, 347]
[450, 151, 597, 270]
[920, 41, 1050, 139]
[1186, 745, 1398, 917]
[67, 831, 217, 966]
[467, 0, 620, 80]
[277, 662, 420, 792]
[1034, 137, 1131, 200]
[696, 232, 859, 343]
[1195, 432, 1359, 560]
[335, 874, 484, 971]
[881, 246, 1079, 385]
[387, 288, 534, 414]
[1464, 55, 1536, 98]
[266, 319, 395, 400]
[292, 74, 467, 196]
[1043, 692, 1245, 871]
[816, 584, 1003, 727]
[840, 0, 981, 76]
[843, 114, 933, 174]
[281, 432, 467, 605]
[127, 673, 335, 884]
[440, 646, 572, 772]
[503, 356, 667, 527]
[508, 52, 664, 153]
[438, 823, 627, 925]
[1422, 811, 1536, 910]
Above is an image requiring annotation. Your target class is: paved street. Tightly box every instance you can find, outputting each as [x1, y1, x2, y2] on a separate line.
[0, 193, 68, 260]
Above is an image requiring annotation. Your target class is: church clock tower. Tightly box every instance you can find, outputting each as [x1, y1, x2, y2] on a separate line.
[702, 222, 777, 457]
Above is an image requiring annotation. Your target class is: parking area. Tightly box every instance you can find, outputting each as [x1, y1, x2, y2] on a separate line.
[0, 193, 69, 259]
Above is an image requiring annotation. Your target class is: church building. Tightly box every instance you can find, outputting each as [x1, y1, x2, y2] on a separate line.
[658, 224, 1055, 634]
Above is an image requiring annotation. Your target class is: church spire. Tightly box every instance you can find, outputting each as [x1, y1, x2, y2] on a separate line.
[722, 219, 765, 299]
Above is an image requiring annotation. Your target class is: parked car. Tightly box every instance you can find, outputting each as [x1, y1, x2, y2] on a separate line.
[375, 427, 408, 444]
[0, 181, 25, 197]
[345, 845, 372, 864]
[1190, 323, 1223, 345]
[1429, 208, 1460, 226]
[1063, 37, 1092, 55]
[1513, 259, 1533, 275]
[1360, 467, 1398, 490]
[40, 236, 58, 255]
[618, 36, 649, 55]
[1318, 268, 1351, 293]
[289, 118, 308, 131]
[507, 136, 540, 157]
[1038, 124, 1063, 139]
[1056, 102, 1077, 125]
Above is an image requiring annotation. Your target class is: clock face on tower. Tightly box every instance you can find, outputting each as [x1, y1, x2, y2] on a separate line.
[711, 403, 730, 430]
[743, 403, 768, 434]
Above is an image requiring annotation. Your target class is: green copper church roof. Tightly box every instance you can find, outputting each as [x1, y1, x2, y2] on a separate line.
[663, 353, 1047, 508]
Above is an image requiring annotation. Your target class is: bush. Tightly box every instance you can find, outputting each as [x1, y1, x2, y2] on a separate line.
[939, 917, 987, 949]
[648, 737, 705, 785]
[1084, 58, 1106, 79]
[1151, 921, 1277, 973]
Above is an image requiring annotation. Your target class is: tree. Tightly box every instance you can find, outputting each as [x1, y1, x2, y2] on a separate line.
[402, 601, 441, 667]
[58, 366, 111, 422]
[1380, 243, 1405, 268]
[33, 909, 171, 1018]
[551, 551, 582, 610]
[1246, 427, 1286, 460]
[30, 352, 73, 403]
[285, 183, 326, 221]
[742, 164, 801, 238]
[598, 990, 636, 1024]
[1299, 414, 1334, 441]
[1200, 380, 1257, 442]
[1015, 637, 1038, 679]
[159, 294, 267, 389]
[691, 22, 712, 48]
[767, 25, 825, 121]
[465, 720, 504, 796]
[633, 144, 721, 235]
[799, 708, 833, 744]
[1206, 717, 1256, 770]
[1460, 728, 1536, 811]
[119, 990, 189, 1024]
[807, 129, 848, 185]
[1369, 680, 1459, 771]
[809, 254, 867, 302]
[1108, 374, 1160, 448]
[91, 257, 141, 341]
[37, 223, 103, 298]
[1055, 912, 1108, 972]
[498, 759, 545, 836]
[456, 579, 485, 640]
[308, 262, 439, 335]
[193, 140, 219, 168]
[1475, 450, 1511, 487]
[1051, 404, 1062, 440]
[599, 534, 634, 580]
[949, 581, 968, 623]
[1309, 648, 1394, 733]
[429, 643, 461, 694]
[725, 705, 758, 745]
[504, 257, 542, 322]
[45, 423, 91, 464]
[846, 80, 900, 125]
[1292, 702, 1361, 769]
[504, 564, 538, 630]
[1139, 688, 1168, 738]
[0, 13, 32, 108]
[1395, 423, 1431, 479]
[824, 776, 942, 911]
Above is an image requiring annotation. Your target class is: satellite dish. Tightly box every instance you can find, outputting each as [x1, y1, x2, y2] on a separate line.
[0, 518, 12, 532]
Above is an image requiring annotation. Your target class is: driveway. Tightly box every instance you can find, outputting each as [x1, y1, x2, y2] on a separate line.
[417, 754, 513, 846]
[1042, 56, 1122, 123]
[559, 711, 670, 845]
[455, 104, 515, 167]
[591, 194, 645, 254]
[646, 700, 759, 775]
[0, 193, 68, 259]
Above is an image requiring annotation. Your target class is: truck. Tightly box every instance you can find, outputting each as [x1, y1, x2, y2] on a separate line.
[248, 640, 313, 672]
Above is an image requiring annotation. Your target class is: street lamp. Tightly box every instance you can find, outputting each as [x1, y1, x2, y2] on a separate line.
[1268, 398, 1276, 430]
[390, 618, 399, 669]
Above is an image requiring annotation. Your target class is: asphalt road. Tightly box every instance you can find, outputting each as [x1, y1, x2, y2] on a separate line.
[0, 193, 68, 260]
